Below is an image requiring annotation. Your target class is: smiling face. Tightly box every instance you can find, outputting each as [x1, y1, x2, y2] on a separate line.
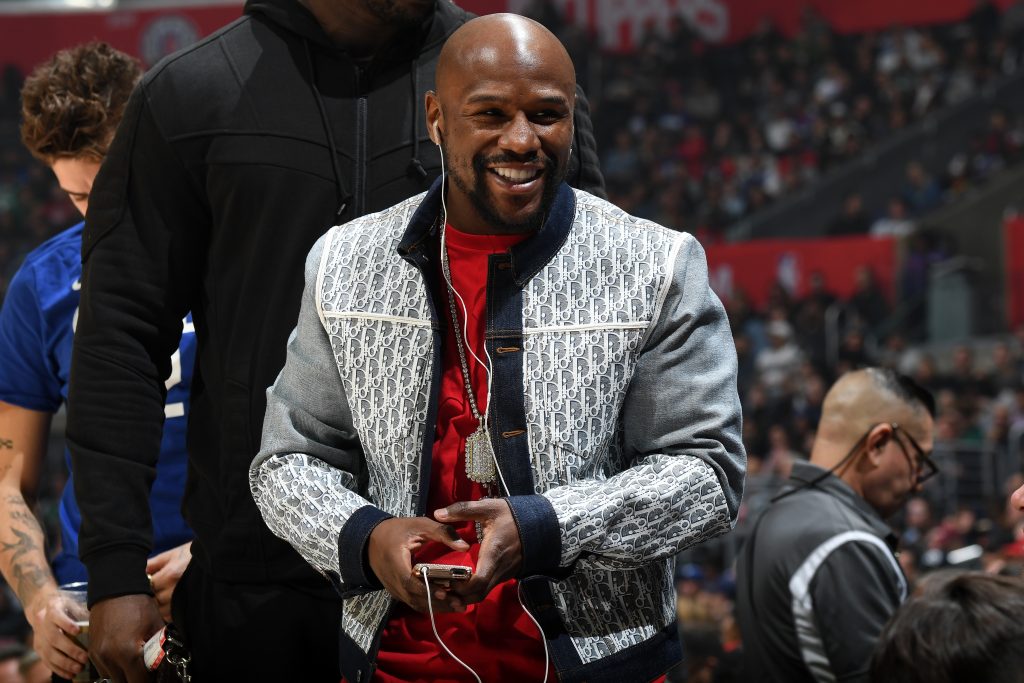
[427, 15, 576, 235]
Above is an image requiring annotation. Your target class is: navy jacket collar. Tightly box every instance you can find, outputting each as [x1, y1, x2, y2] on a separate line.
[397, 177, 577, 287]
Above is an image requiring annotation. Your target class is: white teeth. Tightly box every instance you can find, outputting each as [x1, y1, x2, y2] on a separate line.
[493, 167, 538, 182]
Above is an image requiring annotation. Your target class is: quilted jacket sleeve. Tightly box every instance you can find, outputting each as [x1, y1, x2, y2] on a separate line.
[249, 231, 392, 594]
[511, 234, 745, 573]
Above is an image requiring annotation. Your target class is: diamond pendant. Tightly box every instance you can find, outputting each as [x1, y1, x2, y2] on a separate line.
[465, 426, 497, 484]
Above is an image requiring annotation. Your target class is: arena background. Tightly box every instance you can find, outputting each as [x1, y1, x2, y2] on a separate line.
[0, 0, 1023, 679]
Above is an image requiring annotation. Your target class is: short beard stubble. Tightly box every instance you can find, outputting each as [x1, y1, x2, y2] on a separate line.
[443, 144, 565, 235]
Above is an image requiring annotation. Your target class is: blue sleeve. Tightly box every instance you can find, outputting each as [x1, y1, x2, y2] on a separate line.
[0, 262, 62, 412]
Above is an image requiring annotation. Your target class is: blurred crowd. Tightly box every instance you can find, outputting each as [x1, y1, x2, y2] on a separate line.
[4, 3, 1024, 300]
[527, 0, 1024, 242]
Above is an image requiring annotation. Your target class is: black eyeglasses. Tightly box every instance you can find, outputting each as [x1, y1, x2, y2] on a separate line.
[770, 421, 937, 504]
[889, 423, 939, 483]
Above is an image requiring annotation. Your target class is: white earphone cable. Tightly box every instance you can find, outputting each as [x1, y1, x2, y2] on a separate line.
[518, 581, 550, 683]
[438, 142, 494, 442]
[421, 566, 483, 683]
[432, 134, 548, 683]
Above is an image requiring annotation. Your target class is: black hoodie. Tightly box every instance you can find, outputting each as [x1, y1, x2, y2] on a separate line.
[68, 0, 605, 604]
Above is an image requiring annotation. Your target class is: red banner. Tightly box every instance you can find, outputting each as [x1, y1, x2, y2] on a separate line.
[704, 235, 897, 310]
[1006, 216, 1024, 329]
[503, 0, 1015, 51]
[0, 4, 243, 74]
[0, 0, 1016, 72]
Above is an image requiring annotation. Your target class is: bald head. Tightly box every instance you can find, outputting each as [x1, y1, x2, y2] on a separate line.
[425, 13, 577, 235]
[812, 368, 933, 468]
[436, 14, 575, 104]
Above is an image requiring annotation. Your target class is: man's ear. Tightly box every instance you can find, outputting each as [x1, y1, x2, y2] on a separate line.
[425, 91, 441, 146]
[863, 424, 892, 467]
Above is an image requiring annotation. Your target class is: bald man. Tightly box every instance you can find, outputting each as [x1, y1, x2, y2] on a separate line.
[735, 368, 937, 683]
[251, 14, 745, 683]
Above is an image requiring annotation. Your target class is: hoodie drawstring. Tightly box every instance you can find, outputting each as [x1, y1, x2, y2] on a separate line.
[408, 57, 428, 179]
[303, 40, 349, 217]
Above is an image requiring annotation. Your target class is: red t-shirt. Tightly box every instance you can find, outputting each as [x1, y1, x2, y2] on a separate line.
[374, 224, 551, 682]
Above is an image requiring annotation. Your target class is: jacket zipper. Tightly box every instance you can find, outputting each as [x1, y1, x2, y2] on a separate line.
[355, 67, 368, 217]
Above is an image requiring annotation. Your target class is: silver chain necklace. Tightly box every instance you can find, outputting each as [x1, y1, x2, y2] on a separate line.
[440, 225, 498, 486]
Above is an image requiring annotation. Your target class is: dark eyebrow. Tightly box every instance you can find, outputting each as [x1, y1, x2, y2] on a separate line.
[465, 93, 570, 107]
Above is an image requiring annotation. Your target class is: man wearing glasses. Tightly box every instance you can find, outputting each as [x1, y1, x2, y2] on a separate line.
[735, 368, 936, 683]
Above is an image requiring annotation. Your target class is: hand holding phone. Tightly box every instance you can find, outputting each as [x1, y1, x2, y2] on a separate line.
[413, 563, 473, 586]
[367, 517, 470, 614]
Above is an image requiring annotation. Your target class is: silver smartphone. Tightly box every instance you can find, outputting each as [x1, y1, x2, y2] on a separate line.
[412, 563, 473, 581]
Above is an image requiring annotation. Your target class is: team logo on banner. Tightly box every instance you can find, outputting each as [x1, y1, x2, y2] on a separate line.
[140, 15, 200, 67]
[508, 0, 729, 50]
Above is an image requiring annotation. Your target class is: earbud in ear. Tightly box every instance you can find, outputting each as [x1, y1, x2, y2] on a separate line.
[433, 121, 442, 146]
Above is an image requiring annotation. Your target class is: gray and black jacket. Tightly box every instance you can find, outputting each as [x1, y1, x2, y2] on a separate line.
[250, 180, 745, 683]
[735, 460, 908, 683]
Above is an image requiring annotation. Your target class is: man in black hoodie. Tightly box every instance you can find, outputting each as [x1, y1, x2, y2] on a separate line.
[66, 0, 604, 680]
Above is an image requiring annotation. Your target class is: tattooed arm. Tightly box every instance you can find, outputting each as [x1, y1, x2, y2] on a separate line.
[0, 401, 89, 679]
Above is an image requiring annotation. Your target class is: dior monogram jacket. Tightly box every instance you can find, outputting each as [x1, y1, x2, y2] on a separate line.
[250, 180, 746, 683]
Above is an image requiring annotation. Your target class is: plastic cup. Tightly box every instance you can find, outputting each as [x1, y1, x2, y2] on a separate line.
[57, 582, 96, 682]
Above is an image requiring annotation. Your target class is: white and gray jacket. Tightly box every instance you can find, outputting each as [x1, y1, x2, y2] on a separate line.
[249, 181, 746, 683]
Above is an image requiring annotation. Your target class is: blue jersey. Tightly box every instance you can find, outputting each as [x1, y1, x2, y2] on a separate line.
[0, 222, 194, 584]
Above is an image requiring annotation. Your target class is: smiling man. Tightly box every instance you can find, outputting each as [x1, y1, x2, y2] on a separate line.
[250, 14, 745, 683]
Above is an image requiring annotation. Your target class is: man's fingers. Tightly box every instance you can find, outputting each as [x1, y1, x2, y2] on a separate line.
[49, 646, 86, 679]
[146, 551, 169, 574]
[421, 521, 470, 551]
[450, 573, 491, 605]
[51, 608, 81, 635]
[404, 572, 466, 614]
[55, 631, 89, 663]
[50, 660, 81, 681]
[435, 501, 482, 522]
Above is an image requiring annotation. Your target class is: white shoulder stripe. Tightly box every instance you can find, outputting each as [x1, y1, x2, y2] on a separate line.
[524, 322, 650, 335]
[788, 530, 906, 683]
[315, 229, 336, 331]
[320, 311, 432, 327]
[640, 231, 687, 349]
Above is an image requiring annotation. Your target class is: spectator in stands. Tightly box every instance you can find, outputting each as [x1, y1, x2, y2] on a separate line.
[939, 345, 993, 399]
[870, 197, 915, 238]
[903, 161, 943, 216]
[829, 192, 871, 236]
[848, 266, 891, 331]
[756, 320, 804, 400]
[901, 496, 934, 556]
[737, 368, 936, 683]
[870, 572, 1024, 683]
[837, 327, 873, 373]
[988, 341, 1023, 395]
